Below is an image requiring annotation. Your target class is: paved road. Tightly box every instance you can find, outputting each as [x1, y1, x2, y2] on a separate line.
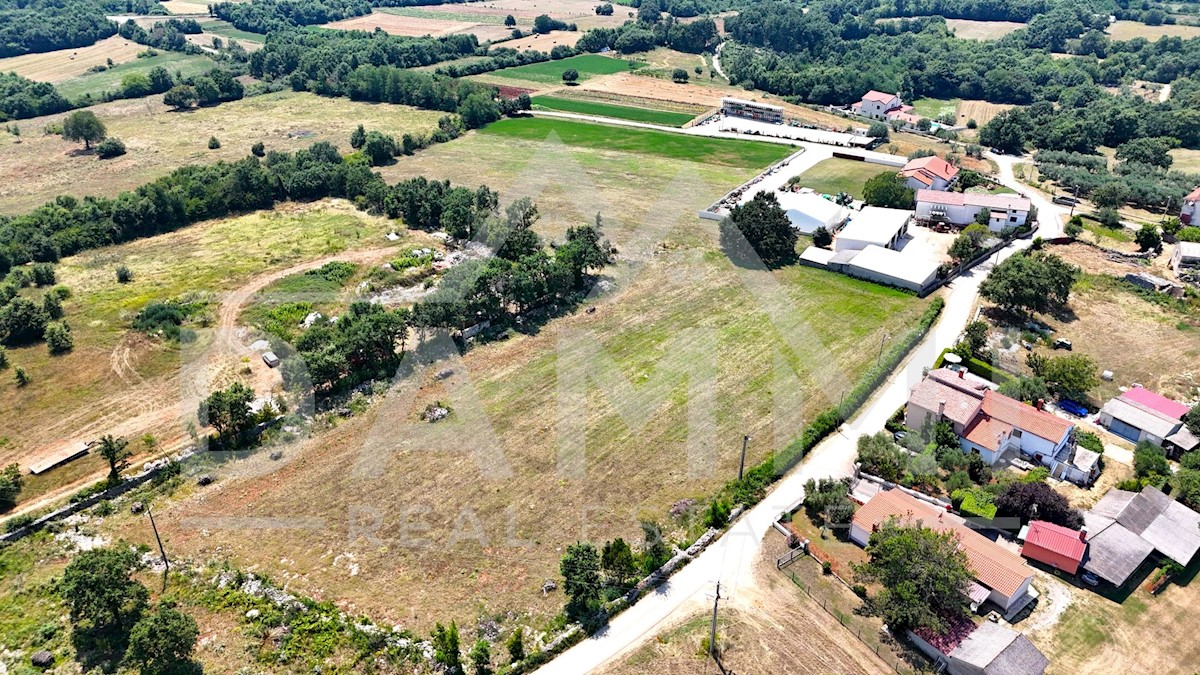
[989, 152, 1068, 238]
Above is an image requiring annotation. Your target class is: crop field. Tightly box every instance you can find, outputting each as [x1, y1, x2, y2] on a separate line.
[532, 95, 699, 126]
[478, 117, 792, 167]
[0, 201, 422, 506]
[0, 36, 147, 83]
[956, 99, 1015, 127]
[324, 10, 478, 37]
[1106, 19, 1200, 40]
[487, 53, 634, 84]
[115, 127, 927, 632]
[54, 51, 219, 101]
[0, 91, 446, 214]
[793, 157, 892, 199]
[160, 0, 214, 13]
[945, 18, 1027, 39]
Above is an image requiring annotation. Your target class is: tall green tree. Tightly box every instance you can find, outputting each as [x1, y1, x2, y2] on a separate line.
[60, 547, 149, 641]
[125, 604, 199, 675]
[62, 110, 107, 150]
[468, 638, 492, 675]
[431, 622, 464, 675]
[196, 382, 255, 442]
[560, 542, 601, 621]
[96, 434, 131, 484]
[0, 462, 21, 511]
[852, 524, 972, 633]
[979, 251, 1078, 315]
[718, 191, 797, 268]
[862, 172, 915, 209]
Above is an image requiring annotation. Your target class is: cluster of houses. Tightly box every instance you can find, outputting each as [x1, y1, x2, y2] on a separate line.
[799, 206, 941, 292]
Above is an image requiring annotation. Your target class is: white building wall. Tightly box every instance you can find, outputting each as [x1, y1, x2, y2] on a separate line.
[850, 522, 871, 547]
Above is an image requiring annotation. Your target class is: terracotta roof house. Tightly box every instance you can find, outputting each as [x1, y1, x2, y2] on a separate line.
[852, 90, 905, 120]
[915, 190, 1032, 232]
[1020, 520, 1087, 574]
[1181, 185, 1200, 224]
[905, 370, 1096, 484]
[1082, 486, 1200, 586]
[902, 156, 959, 191]
[851, 489, 1036, 614]
[1099, 386, 1198, 455]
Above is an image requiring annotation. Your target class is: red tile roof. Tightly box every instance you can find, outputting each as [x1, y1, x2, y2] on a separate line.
[1121, 386, 1189, 420]
[862, 90, 899, 103]
[916, 189, 1031, 211]
[980, 391, 1073, 443]
[1187, 186, 1200, 202]
[1023, 520, 1086, 562]
[909, 373, 985, 428]
[962, 414, 1014, 451]
[853, 489, 1034, 598]
[903, 156, 959, 182]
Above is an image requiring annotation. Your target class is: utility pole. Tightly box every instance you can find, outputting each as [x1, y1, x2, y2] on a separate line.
[876, 332, 889, 367]
[148, 507, 169, 591]
[737, 435, 749, 481]
[709, 581, 722, 660]
[1068, 184, 1080, 218]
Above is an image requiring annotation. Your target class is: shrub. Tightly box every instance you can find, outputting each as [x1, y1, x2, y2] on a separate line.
[44, 321, 73, 354]
[852, 584, 867, 598]
[96, 137, 127, 159]
[821, 560, 832, 575]
[13, 366, 29, 386]
[1075, 430, 1103, 454]
[0, 345, 7, 369]
[207, 136, 221, 149]
[955, 489, 997, 520]
[251, 141, 265, 157]
[116, 265, 134, 283]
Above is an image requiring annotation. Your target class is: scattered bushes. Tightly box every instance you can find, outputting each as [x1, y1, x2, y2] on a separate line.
[95, 137, 127, 159]
[207, 135, 221, 149]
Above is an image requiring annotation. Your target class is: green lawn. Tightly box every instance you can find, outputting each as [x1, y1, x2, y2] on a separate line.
[1083, 219, 1134, 243]
[479, 117, 792, 168]
[910, 97, 959, 119]
[56, 51, 219, 101]
[489, 54, 635, 84]
[792, 158, 891, 199]
[198, 19, 267, 43]
[532, 95, 698, 127]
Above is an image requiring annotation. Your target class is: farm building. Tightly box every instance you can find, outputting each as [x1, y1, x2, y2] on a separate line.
[1019, 520, 1086, 574]
[720, 97, 784, 124]
[1082, 486, 1200, 586]
[851, 90, 906, 120]
[851, 489, 1037, 615]
[1172, 241, 1200, 274]
[844, 244, 939, 292]
[901, 155, 959, 191]
[904, 369, 1098, 484]
[915, 190, 1031, 232]
[775, 191, 850, 234]
[1098, 386, 1198, 455]
[834, 206, 912, 252]
[1181, 186, 1200, 224]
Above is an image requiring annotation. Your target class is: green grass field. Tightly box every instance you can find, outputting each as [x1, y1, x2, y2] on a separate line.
[55, 51, 219, 101]
[479, 117, 791, 168]
[531, 95, 698, 127]
[793, 158, 891, 199]
[910, 97, 960, 119]
[198, 19, 267, 42]
[489, 53, 634, 84]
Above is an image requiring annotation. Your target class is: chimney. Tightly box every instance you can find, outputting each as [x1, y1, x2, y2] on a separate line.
[958, 369, 965, 379]
[938, 399, 946, 417]
[1079, 527, 1088, 542]
[1036, 398, 1044, 410]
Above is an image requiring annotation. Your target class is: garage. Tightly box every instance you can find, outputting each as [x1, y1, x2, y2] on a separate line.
[1107, 417, 1141, 442]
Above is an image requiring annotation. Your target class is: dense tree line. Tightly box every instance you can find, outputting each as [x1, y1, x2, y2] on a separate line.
[248, 27, 478, 82]
[577, 14, 718, 53]
[0, 0, 116, 57]
[117, 17, 206, 54]
[211, 0, 371, 34]
[0, 72, 72, 121]
[831, 0, 1057, 22]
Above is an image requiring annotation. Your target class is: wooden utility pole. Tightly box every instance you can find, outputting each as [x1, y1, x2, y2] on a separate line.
[148, 507, 169, 591]
[737, 435, 749, 481]
[709, 581, 721, 658]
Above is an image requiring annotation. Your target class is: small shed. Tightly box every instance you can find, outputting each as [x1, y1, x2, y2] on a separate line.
[776, 191, 849, 234]
[1020, 520, 1087, 574]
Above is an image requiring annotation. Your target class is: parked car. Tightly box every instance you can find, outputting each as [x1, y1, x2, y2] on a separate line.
[990, 147, 1005, 155]
[1081, 571, 1100, 587]
[1053, 338, 1073, 350]
[1052, 195, 1078, 206]
[893, 431, 908, 443]
[1059, 399, 1088, 417]
[262, 351, 281, 368]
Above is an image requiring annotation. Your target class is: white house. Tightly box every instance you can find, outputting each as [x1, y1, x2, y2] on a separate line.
[1181, 186, 1200, 225]
[844, 245, 938, 292]
[851, 90, 906, 120]
[834, 206, 912, 252]
[775, 191, 849, 234]
[901, 156, 958, 191]
[915, 190, 1031, 232]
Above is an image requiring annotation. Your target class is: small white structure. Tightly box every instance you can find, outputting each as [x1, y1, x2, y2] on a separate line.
[799, 246, 837, 266]
[262, 352, 281, 368]
[1172, 241, 1200, 274]
[845, 245, 938, 292]
[834, 206, 912, 252]
[720, 97, 784, 124]
[776, 191, 849, 234]
[915, 190, 1031, 232]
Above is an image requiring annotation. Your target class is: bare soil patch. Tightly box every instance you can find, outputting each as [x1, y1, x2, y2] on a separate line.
[0, 36, 146, 82]
[945, 18, 1026, 40]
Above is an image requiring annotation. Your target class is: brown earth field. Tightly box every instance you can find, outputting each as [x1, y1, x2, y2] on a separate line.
[323, 11, 477, 37]
[110, 128, 928, 635]
[0, 91, 445, 214]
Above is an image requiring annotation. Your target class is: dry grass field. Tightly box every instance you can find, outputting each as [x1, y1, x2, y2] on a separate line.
[159, 0, 213, 14]
[956, 99, 1014, 127]
[0, 201, 424, 505]
[945, 18, 1027, 39]
[0, 91, 445, 214]
[1170, 147, 1200, 173]
[0, 36, 146, 82]
[323, 11, 476, 36]
[499, 29, 585, 51]
[1106, 19, 1200, 40]
[113, 127, 926, 633]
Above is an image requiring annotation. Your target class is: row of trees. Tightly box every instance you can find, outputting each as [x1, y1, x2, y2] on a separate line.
[0, 0, 120, 58]
[211, 0, 371, 34]
[559, 522, 673, 631]
[576, 14, 719, 54]
[247, 26, 479, 82]
[0, 72, 73, 121]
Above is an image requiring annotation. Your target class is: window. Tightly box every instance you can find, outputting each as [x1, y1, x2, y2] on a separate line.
[1010, 215, 1018, 222]
[1012, 429, 1023, 438]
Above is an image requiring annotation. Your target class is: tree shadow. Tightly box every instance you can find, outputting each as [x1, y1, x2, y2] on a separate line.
[71, 626, 128, 673]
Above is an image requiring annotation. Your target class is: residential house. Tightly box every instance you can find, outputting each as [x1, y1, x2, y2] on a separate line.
[721, 97, 784, 124]
[834, 206, 912, 252]
[915, 190, 1032, 233]
[910, 621, 1049, 675]
[905, 369, 1099, 484]
[1020, 520, 1086, 574]
[1098, 386, 1198, 456]
[888, 110, 925, 131]
[902, 156, 959, 191]
[1082, 486, 1200, 586]
[1172, 241, 1200, 274]
[852, 90, 907, 120]
[1181, 186, 1200, 224]
[851, 489, 1037, 615]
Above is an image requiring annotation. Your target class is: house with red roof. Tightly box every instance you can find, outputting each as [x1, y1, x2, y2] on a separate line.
[902, 156, 959, 191]
[915, 189, 1032, 232]
[1181, 185, 1200, 224]
[1020, 520, 1087, 574]
[905, 370, 1100, 484]
[852, 90, 907, 120]
[1099, 386, 1198, 456]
